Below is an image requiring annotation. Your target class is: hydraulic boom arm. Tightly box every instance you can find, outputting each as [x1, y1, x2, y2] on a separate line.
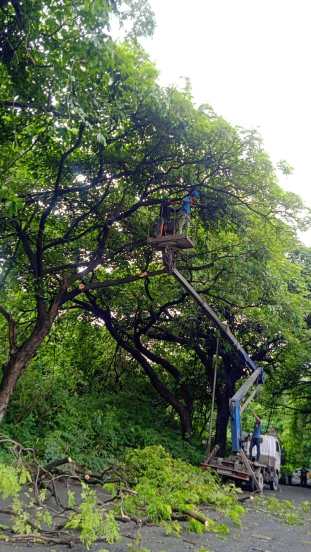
[171, 267, 264, 452]
[172, 268, 258, 372]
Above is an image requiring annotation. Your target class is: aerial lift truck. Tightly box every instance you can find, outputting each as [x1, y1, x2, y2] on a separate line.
[148, 230, 281, 492]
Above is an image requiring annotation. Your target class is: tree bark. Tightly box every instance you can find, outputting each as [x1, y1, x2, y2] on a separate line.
[212, 349, 242, 456]
[179, 403, 193, 438]
[116, 332, 193, 438]
[214, 384, 233, 456]
[133, 336, 193, 437]
[0, 289, 64, 420]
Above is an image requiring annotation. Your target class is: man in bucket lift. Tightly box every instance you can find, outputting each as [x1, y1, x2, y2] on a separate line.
[158, 199, 176, 236]
[156, 187, 200, 237]
[178, 187, 200, 234]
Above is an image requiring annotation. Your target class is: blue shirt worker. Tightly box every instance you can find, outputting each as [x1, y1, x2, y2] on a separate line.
[178, 187, 200, 234]
[249, 413, 262, 462]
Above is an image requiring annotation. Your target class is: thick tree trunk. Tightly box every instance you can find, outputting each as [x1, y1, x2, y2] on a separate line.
[179, 404, 193, 439]
[0, 309, 60, 421]
[214, 384, 233, 457]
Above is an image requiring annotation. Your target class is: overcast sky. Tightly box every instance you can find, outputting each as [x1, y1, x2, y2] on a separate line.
[142, 0, 311, 243]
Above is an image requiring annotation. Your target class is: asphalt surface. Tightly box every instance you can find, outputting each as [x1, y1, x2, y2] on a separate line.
[0, 485, 310, 552]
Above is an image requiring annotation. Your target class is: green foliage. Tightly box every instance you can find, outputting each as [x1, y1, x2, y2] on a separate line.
[127, 544, 151, 552]
[66, 484, 120, 548]
[277, 159, 294, 175]
[187, 518, 206, 534]
[300, 500, 311, 513]
[0, 464, 21, 498]
[3, 336, 204, 469]
[12, 498, 32, 535]
[0, 0, 310, 509]
[35, 509, 53, 530]
[67, 490, 76, 509]
[256, 496, 302, 526]
[102, 511, 121, 545]
[0, 4, 310, 549]
[121, 445, 244, 532]
[161, 520, 182, 536]
[205, 519, 230, 535]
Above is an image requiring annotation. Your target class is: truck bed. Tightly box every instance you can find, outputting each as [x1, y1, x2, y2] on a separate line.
[201, 455, 265, 482]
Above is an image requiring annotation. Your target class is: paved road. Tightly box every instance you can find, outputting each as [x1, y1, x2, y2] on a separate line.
[0, 485, 310, 552]
[116, 485, 311, 552]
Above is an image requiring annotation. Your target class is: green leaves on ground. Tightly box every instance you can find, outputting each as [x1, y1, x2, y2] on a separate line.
[0, 464, 29, 499]
[120, 445, 244, 532]
[66, 484, 120, 548]
[255, 496, 309, 526]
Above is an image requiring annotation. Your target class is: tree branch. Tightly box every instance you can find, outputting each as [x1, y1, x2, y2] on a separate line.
[62, 269, 166, 304]
[0, 305, 17, 354]
[36, 123, 85, 279]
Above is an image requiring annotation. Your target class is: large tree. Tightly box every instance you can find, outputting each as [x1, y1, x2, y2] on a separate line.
[0, 0, 310, 453]
[70, 199, 311, 451]
[0, 0, 158, 417]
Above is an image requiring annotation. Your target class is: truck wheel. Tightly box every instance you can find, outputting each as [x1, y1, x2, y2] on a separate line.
[249, 472, 263, 492]
[270, 474, 279, 491]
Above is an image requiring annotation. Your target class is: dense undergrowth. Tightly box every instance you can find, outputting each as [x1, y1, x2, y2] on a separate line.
[0, 322, 207, 470]
[2, 382, 204, 470]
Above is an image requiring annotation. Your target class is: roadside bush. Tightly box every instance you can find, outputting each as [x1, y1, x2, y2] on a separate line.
[3, 385, 204, 470]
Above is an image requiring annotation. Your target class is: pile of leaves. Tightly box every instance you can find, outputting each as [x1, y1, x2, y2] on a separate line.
[0, 439, 244, 549]
[0, 453, 122, 548]
[115, 445, 245, 535]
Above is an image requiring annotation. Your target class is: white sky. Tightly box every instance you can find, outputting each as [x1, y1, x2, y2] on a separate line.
[143, 0, 311, 243]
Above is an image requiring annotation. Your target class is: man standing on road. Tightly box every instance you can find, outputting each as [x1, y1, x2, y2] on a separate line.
[249, 412, 262, 462]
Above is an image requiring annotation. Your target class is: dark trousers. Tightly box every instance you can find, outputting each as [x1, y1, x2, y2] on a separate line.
[250, 437, 261, 461]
